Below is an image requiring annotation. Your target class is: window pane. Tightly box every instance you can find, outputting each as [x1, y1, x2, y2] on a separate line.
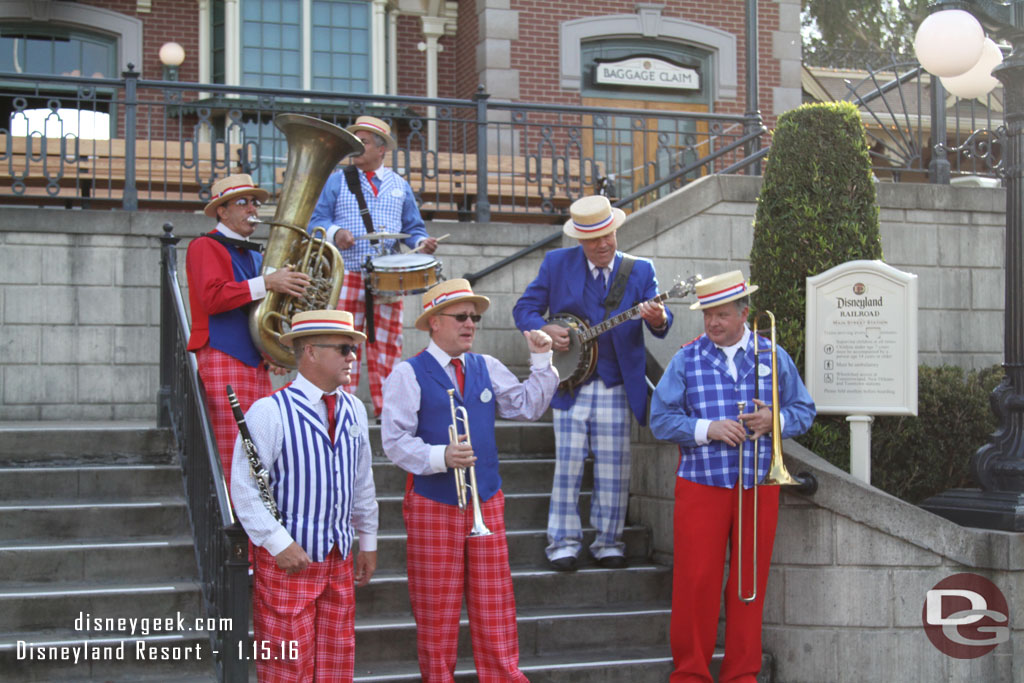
[263, 24, 281, 49]
[81, 41, 107, 78]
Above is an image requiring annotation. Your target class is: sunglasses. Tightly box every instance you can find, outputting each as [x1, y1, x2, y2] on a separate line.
[234, 197, 263, 208]
[438, 313, 482, 323]
[312, 343, 359, 356]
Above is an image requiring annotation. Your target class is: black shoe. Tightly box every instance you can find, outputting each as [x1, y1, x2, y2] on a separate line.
[597, 555, 627, 569]
[548, 556, 578, 572]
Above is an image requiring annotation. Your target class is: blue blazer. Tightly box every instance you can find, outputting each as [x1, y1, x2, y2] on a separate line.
[512, 246, 673, 425]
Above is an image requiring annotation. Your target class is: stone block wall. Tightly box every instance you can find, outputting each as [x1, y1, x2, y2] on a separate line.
[0, 174, 1006, 420]
[629, 436, 1023, 682]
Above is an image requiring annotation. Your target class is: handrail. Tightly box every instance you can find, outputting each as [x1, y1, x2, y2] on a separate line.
[158, 223, 249, 682]
[465, 128, 769, 286]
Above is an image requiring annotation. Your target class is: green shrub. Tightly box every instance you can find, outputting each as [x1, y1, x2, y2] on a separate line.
[797, 365, 1003, 503]
[749, 101, 882, 370]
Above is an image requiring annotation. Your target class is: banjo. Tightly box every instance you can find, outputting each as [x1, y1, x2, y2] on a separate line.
[548, 275, 700, 391]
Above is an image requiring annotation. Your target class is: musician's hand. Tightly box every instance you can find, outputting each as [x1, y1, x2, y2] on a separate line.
[708, 419, 748, 447]
[639, 300, 668, 328]
[524, 329, 553, 354]
[275, 542, 312, 574]
[541, 323, 571, 352]
[416, 237, 438, 254]
[264, 266, 310, 297]
[739, 399, 773, 440]
[354, 550, 377, 587]
[334, 228, 355, 250]
[445, 438, 476, 469]
[266, 361, 291, 377]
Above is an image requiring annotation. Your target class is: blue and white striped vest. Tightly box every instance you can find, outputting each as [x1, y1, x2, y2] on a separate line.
[269, 385, 363, 561]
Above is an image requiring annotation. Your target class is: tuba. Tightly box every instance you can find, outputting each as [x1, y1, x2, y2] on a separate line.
[249, 114, 365, 368]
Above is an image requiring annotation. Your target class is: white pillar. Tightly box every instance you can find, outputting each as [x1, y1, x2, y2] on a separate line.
[224, 0, 240, 87]
[302, 0, 312, 92]
[420, 15, 446, 151]
[387, 7, 398, 95]
[847, 415, 874, 484]
[371, 0, 387, 95]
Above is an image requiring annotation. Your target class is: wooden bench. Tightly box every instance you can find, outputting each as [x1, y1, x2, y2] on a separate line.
[0, 134, 243, 208]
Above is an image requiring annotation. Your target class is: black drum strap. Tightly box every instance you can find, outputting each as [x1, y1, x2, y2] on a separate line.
[344, 165, 377, 343]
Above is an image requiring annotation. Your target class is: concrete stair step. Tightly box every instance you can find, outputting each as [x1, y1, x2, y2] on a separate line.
[0, 464, 181, 501]
[353, 650, 772, 682]
[0, 536, 197, 584]
[0, 630, 215, 682]
[375, 491, 589, 531]
[354, 564, 671, 619]
[373, 525, 650, 572]
[0, 580, 204, 633]
[355, 605, 671, 665]
[0, 423, 173, 466]
[0, 499, 189, 541]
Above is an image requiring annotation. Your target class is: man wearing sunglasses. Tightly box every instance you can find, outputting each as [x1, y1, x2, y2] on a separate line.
[380, 278, 557, 682]
[186, 173, 312, 495]
[231, 309, 378, 683]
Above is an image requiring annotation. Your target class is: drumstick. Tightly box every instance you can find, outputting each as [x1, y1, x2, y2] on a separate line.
[410, 233, 450, 253]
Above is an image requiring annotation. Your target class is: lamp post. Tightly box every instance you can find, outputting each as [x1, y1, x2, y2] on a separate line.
[159, 42, 185, 81]
[915, 1, 1024, 531]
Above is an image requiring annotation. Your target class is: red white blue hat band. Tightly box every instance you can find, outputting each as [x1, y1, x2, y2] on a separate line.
[697, 282, 748, 306]
[689, 270, 759, 310]
[280, 310, 366, 343]
[415, 278, 491, 331]
[423, 288, 474, 314]
[571, 213, 615, 234]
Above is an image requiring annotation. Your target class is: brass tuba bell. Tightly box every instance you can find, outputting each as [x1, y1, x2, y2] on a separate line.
[249, 114, 365, 368]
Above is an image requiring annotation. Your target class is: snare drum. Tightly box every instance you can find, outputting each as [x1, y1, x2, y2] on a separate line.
[365, 254, 442, 297]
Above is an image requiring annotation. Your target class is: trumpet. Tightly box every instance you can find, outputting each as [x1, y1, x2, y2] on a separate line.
[447, 389, 493, 538]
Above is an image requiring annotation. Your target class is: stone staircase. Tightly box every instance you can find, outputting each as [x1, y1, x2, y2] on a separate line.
[355, 421, 674, 681]
[0, 423, 214, 682]
[0, 421, 772, 682]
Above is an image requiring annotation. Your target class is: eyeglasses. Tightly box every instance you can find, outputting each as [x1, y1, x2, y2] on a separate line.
[234, 197, 262, 208]
[312, 343, 359, 356]
[438, 313, 482, 323]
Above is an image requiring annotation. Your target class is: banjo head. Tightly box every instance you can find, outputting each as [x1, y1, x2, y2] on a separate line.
[548, 314, 595, 390]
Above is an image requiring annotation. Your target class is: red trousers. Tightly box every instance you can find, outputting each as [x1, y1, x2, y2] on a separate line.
[252, 545, 356, 682]
[403, 489, 528, 683]
[195, 345, 272, 496]
[337, 270, 404, 418]
[670, 477, 779, 683]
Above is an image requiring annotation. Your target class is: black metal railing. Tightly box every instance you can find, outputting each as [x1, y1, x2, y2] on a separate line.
[0, 69, 764, 219]
[158, 222, 249, 683]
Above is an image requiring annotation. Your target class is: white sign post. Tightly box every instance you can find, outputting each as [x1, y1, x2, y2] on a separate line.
[805, 260, 919, 484]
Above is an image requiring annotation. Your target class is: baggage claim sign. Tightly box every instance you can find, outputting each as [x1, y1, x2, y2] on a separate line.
[594, 57, 700, 91]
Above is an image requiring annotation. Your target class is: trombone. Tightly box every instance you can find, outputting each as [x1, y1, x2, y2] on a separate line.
[737, 311, 804, 603]
[447, 389, 493, 538]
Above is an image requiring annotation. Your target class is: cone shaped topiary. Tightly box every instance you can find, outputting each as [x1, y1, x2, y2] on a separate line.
[749, 100, 882, 372]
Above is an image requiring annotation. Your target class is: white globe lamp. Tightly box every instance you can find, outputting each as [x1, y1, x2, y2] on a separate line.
[941, 38, 1004, 99]
[914, 9, 986, 77]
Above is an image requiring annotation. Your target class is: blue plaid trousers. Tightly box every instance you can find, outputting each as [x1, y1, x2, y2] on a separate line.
[547, 381, 631, 561]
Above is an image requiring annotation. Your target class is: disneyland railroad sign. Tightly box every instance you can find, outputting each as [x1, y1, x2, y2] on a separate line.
[594, 57, 700, 91]
[805, 260, 918, 415]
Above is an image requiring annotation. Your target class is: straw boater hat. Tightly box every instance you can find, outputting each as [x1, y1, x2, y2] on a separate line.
[414, 278, 491, 331]
[346, 115, 397, 150]
[203, 173, 270, 218]
[280, 310, 367, 345]
[563, 195, 627, 240]
[690, 270, 759, 310]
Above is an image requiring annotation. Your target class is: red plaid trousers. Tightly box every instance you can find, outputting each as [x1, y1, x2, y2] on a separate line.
[195, 345, 272, 496]
[403, 489, 528, 683]
[337, 270, 404, 417]
[252, 545, 356, 682]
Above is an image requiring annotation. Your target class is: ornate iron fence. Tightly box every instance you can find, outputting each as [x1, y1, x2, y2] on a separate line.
[158, 223, 249, 683]
[0, 69, 764, 219]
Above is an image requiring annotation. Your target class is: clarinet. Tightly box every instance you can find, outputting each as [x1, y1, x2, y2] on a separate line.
[226, 385, 281, 521]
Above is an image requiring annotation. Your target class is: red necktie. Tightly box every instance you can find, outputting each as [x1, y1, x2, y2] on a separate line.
[324, 392, 337, 439]
[365, 170, 378, 197]
[451, 358, 465, 395]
